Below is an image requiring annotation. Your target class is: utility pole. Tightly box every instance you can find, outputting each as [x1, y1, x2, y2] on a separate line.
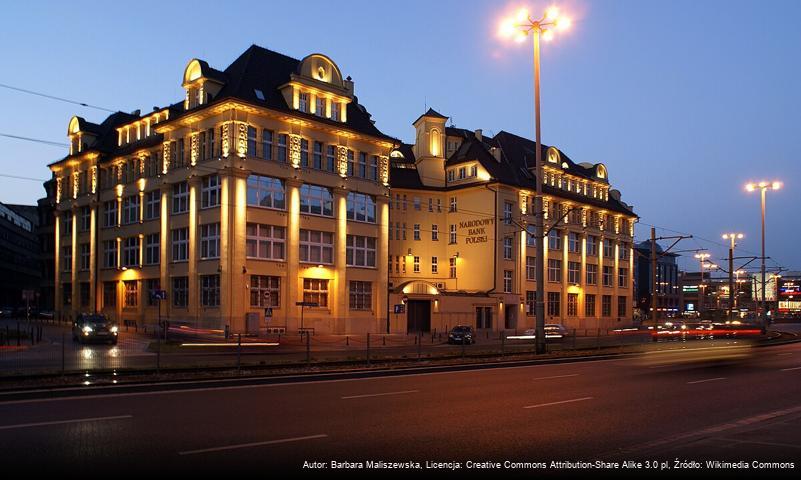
[722, 233, 744, 321]
[650, 227, 657, 325]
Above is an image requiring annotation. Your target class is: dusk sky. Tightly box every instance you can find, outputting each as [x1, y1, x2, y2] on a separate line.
[1, 0, 799, 272]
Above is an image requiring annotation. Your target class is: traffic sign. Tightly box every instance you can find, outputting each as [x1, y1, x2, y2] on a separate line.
[151, 289, 168, 301]
[264, 307, 273, 318]
[296, 301, 319, 307]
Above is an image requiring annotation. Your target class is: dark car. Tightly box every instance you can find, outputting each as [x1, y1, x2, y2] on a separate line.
[448, 325, 475, 345]
[72, 314, 118, 345]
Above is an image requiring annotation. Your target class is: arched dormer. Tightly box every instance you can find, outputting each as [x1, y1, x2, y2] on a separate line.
[595, 163, 608, 181]
[297, 53, 345, 89]
[546, 146, 560, 164]
[67, 115, 90, 155]
[282, 53, 352, 121]
[182, 58, 226, 109]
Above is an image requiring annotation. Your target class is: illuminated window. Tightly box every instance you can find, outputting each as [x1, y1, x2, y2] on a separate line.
[251, 275, 280, 307]
[346, 235, 376, 268]
[247, 175, 285, 210]
[122, 236, 140, 267]
[145, 233, 159, 265]
[413, 256, 420, 273]
[567, 293, 578, 316]
[102, 240, 117, 269]
[200, 275, 220, 307]
[246, 224, 285, 260]
[349, 281, 372, 310]
[303, 279, 329, 307]
[430, 128, 440, 156]
[171, 227, 189, 262]
[470, 165, 477, 177]
[568, 261, 581, 284]
[503, 270, 512, 293]
[300, 229, 334, 264]
[346, 192, 376, 223]
[300, 184, 333, 217]
[449, 197, 457, 212]
[431, 257, 438, 274]
[586, 263, 598, 285]
[431, 225, 438, 241]
[449, 257, 456, 278]
[124, 281, 138, 308]
[201, 175, 221, 208]
[200, 223, 220, 259]
[548, 259, 561, 283]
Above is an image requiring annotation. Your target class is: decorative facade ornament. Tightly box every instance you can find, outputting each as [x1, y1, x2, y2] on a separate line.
[72, 171, 80, 199]
[379, 155, 390, 186]
[90, 166, 98, 194]
[543, 197, 550, 220]
[581, 207, 587, 228]
[56, 177, 63, 203]
[289, 134, 302, 168]
[236, 122, 247, 158]
[190, 133, 199, 166]
[162, 141, 171, 174]
[221, 123, 230, 157]
[337, 145, 348, 177]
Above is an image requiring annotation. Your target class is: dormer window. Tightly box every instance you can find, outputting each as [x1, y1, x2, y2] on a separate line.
[331, 102, 340, 121]
[298, 92, 309, 113]
[315, 96, 325, 117]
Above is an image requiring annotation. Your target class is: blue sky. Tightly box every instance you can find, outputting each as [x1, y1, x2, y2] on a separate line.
[1, 0, 799, 272]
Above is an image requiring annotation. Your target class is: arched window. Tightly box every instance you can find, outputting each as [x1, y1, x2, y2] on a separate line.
[430, 128, 441, 157]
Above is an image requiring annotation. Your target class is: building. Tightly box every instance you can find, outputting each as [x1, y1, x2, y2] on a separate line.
[633, 241, 680, 318]
[0, 201, 41, 310]
[680, 271, 754, 318]
[49, 45, 394, 334]
[386, 113, 638, 333]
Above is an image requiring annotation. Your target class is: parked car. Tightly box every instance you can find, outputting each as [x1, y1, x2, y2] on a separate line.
[447, 325, 475, 344]
[72, 314, 118, 345]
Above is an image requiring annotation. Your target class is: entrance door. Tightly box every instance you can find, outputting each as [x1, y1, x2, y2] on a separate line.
[505, 305, 517, 330]
[407, 300, 431, 333]
[476, 306, 493, 329]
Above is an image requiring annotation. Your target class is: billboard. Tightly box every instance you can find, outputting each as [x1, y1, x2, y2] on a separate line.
[752, 274, 777, 302]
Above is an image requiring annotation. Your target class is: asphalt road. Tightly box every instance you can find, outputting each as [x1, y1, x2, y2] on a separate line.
[0, 339, 800, 475]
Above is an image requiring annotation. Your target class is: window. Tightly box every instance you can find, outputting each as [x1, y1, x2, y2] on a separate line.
[402, 223, 406, 240]
[449, 224, 457, 244]
[503, 236, 514, 260]
[603, 266, 614, 287]
[315, 96, 326, 117]
[61, 283, 72, 306]
[79, 282, 90, 307]
[103, 201, 116, 228]
[618, 296, 627, 317]
[449, 196, 457, 212]
[200, 275, 220, 307]
[449, 257, 456, 278]
[526, 225, 537, 246]
[402, 195, 407, 210]
[331, 102, 340, 121]
[326, 145, 336, 172]
[413, 196, 421, 211]
[346, 192, 376, 223]
[176, 138, 185, 167]
[585, 294, 596, 317]
[122, 195, 140, 225]
[79, 206, 91, 232]
[103, 240, 117, 268]
[431, 225, 439, 241]
[458, 167, 466, 180]
[413, 224, 421, 240]
[123, 236, 140, 267]
[172, 182, 189, 214]
[250, 275, 280, 307]
[567, 293, 578, 316]
[298, 92, 309, 112]
[199, 131, 207, 160]
[602, 295, 612, 317]
[504, 201, 513, 225]
[247, 126, 257, 156]
[431, 256, 438, 274]
[618, 267, 628, 288]
[526, 291, 536, 316]
[346, 235, 376, 267]
[568, 261, 581, 284]
[300, 138, 309, 167]
[299, 184, 333, 217]
[526, 256, 536, 280]
[146, 279, 161, 307]
[619, 242, 629, 260]
[568, 232, 580, 253]
[503, 270, 513, 293]
[246, 224, 285, 260]
[586, 263, 598, 285]
[261, 129, 273, 160]
[471, 165, 477, 177]
[303, 279, 329, 307]
[603, 239, 614, 258]
[587, 235, 598, 256]
[349, 281, 372, 310]
[357, 152, 368, 178]
[312, 141, 323, 169]
[103, 282, 116, 307]
[547, 292, 560, 316]
[62, 246, 72, 272]
[299, 230, 334, 264]
[247, 175, 285, 210]
[144, 191, 160, 220]
[172, 277, 188, 308]
[145, 233, 159, 265]
[200, 223, 220, 259]
[548, 259, 562, 282]
[201, 175, 221, 208]
[548, 229, 561, 250]
[63, 213, 73, 235]
[124, 280, 138, 308]
[347, 150, 355, 176]
[437, 198, 442, 212]
[413, 256, 420, 273]
[171, 227, 189, 262]
[277, 134, 287, 163]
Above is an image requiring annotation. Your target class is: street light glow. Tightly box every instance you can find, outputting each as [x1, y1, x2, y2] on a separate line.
[497, 5, 571, 44]
[546, 6, 560, 20]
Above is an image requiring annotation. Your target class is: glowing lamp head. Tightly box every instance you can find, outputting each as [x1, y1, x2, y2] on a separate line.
[771, 181, 782, 190]
[542, 29, 554, 41]
[758, 181, 768, 188]
[745, 183, 755, 192]
[545, 6, 560, 20]
[555, 17, 572, 31]
[498, 18, 517, 38]
[515, 7, 529, 23]
[514, 31, 528, 43]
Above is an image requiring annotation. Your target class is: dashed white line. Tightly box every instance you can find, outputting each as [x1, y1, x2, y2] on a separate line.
[178, 434, 328, 455]
[0, 414, 132, 431]
[341, 390, 419, 400]
[687, 377, 726, 385]
[780, 366, 801, 372]
[532, 374, 580, 380]
[524, 396, 594, 409]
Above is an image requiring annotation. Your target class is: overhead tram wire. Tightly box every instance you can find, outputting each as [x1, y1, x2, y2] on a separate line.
[0, 173, 50, 182]
[0, 82, 118, 113]
[0, 132, 68, 148]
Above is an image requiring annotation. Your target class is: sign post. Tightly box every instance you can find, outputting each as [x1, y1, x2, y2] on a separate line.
[295, 301, 318, 332]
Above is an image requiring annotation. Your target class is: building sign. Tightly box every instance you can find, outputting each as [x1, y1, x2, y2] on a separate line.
[779, 281, 800, 297]
[752, 274, 777, 302]
[779, 301, 801, 312]
[458, 218, 494, 245]
[682, 285, 698, 293]
[393, 304, 405, 314]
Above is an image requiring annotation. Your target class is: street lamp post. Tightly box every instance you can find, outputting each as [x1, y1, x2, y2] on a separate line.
[694, 252, 710, 317]
[722, 233, 744, 320]
[498, 6, 571, 354]
[746, 181, 781, 330]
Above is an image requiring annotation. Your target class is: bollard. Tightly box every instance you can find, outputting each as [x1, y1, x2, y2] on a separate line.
[366, 333, 371, 366]
[305, 331, 310, 366]
[461, 335, 466, 360]
[596, 328, 601, 350]
[61, 331, 66, 376]
[30, 327, 34, 345]
[238, 333, 243, 373]
[486, 330, 489, 339]
[572, 329, 577, 350]
[501, 331, 505, 357]
[417, 332, 422, 361]
[346, 335, 349, 346]
[17, 323, 20, 346]
[382, 335, 386, 346]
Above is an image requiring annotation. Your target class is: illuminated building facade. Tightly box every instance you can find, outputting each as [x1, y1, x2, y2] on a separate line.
[50, 45, 393, 334]
[387, 110, 637, 332]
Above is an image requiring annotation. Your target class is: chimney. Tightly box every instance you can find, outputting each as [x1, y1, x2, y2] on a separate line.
[344, 75, 354, 97]
[490, 146, 502, 162]
[474, 129, 483, 142]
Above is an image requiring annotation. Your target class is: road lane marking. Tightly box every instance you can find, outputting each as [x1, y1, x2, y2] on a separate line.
[524, 396, 593, 409]
[777, 353, 793, 356]
[341, 390, 419, 400]
[532, 374, 580, 380]
[178, 434, 328, 455]
[780, 366, 801, 372]
[687, 377, 726, 385]
[0, 414, 132, 431]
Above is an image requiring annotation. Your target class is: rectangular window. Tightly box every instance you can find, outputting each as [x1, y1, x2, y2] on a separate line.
[547, 292, 560, 316]
[247, 175, 286, 210]
[79, 282, 90, 307]
[504, 201, 513, 225]
[299, 229, 334, 264]
[431, 224, 438, 241]
[261, 129, 273, 160]
[548, 259, 562, 283]
[586, 263, 598, 285]
[300, 138, 309, 167]
[526, 291, 536, 316]
[503, 236, 514, 260]
[201, 175, 221, 208]
[172, 182, 189, 214]
[246, 224, 285, 260]
[122, 195, 140, 225]
[618, 267, 628, 288]
[103, 282, 116, 307]
[619, 242, 629, 260]
[413, 224, 421, 241]
[603, 239, 614, 258]
[503, 270, 513, 293]
[527, 225, 536, 246]
[459, 167, 466, 179]
[413, 196, 421, 211]
[369, 155, 378, 180]
[331, 102, 340, 121]
[428, 198, 433, 212]
[171, 227, 189, 262]
[122, 236, 140, 267]
[346, 192, 376, 223]
[298, 92, 309, 112]
[568, 232, 580, 253]
[200, 275, 220, 307]
[315, 96, 326, 117]
[247, 126, 257, 157]
[585, 294, 596, 317]
[299, 184, 333, 217]
[603, 266, 614, 287]
[548, 229, 561, 250]
[145, 233, 159, 265]
[568, 261, 581, 284]
[78, 243, 90, 271]
[346, 235, 376, 267]
[172, 277, 188, 308]
[357, 152, 368, 178]
[449, 224, 457, 244]
[587, 235, 598, 256]
[250, 275, 280, 307]
[449, 196, 457, 212]
[618, 296, 627, 317]
[325, 145, 336, 172]
[567, 293, 578, 316]
[80, 206, 91, 232]
[103, 240, 117, 268]
[347, 150, 355, 176]
[277, 134, 287, 163]
[349, 281, 372, 310]
[199, 131, 206, 160]
[449, 257, 456, 278]
[413, 256, 420, 273]
[200, 223, 220, 259]
[146, 279, 161, 307]
[124, 280, 138, 308]
[303, 278, 329, 307]
[431, 257, 438, 274]
[103, 201, 116, 228]
[312, 141, 323, 169]
[526, 256, 536, 280]
[144, 190, 160, 220]
[602, 295, 612, 317]
[62, 246, 72, 272]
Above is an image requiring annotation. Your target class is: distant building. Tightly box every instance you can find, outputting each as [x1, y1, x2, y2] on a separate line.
[680, 271, 754, 318]
[777, 272, 801, 315]
[634, 241, 679, 318]
[0, 201, 41, 310]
